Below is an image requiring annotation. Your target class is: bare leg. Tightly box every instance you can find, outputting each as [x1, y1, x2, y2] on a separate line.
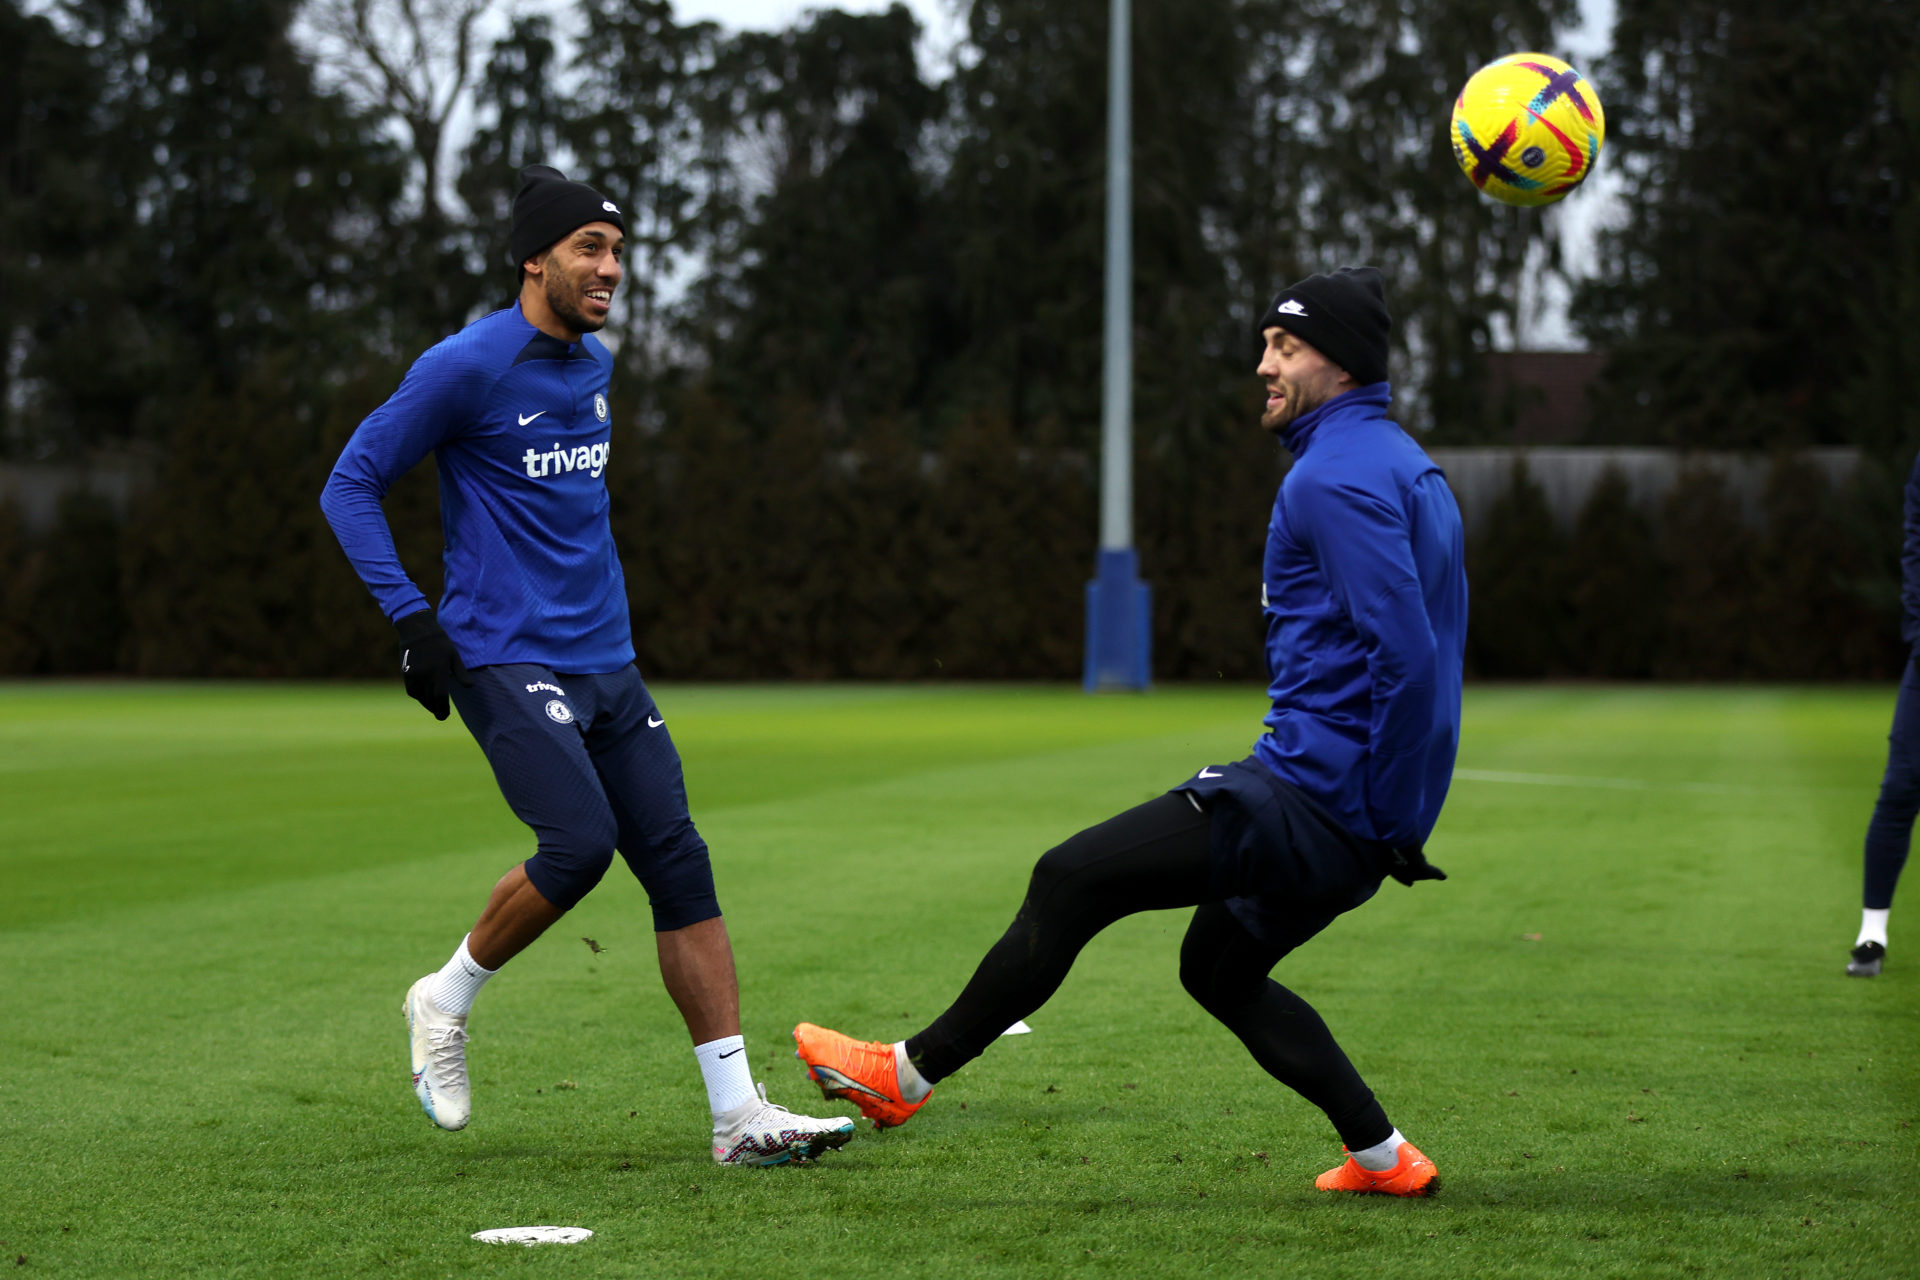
[656, 916, 742, 1044]
[466, 863, 566, 970]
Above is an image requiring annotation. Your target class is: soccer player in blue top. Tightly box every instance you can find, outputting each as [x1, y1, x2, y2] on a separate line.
[321, 165, 854, 1166]
[795, 267, 1466, 1196]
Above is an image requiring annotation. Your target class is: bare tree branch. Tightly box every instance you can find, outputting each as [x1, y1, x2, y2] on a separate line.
[297, 0, 494, 227]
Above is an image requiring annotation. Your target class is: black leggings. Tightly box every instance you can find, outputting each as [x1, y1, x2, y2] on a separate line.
[903, 793, 1392, 1150]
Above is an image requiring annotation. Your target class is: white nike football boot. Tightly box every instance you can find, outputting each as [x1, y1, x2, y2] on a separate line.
[403, 976, 472, 1131]
[711, 1083, 856, 1166]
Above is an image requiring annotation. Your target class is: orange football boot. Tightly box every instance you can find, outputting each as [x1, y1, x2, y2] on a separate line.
[793, 1022, 929, 1129]
[1314, 1141, 1439, 1196]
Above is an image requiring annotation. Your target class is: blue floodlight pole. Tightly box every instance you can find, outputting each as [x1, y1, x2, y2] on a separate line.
[1083, 0, 1151, 692]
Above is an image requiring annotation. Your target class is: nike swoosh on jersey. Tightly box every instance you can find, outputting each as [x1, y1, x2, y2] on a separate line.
[647, 715, 665, 728]
[1198, 767, 1224, 779]
[518, 410, 548, 426]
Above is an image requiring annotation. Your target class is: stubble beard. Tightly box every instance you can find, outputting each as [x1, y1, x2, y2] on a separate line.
[545, 269, 606, 335]
[1261, 379, 1326, 435]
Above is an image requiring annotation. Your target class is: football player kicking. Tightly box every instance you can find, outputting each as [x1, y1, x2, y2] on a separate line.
[796, 268, 1465, 1195]
[322, 165, 853, 1166]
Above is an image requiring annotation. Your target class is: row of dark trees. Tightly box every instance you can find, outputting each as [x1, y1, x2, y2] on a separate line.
[3, 430, 1904, 680]
[1470, 456, 1904, 680]
[1, 0, 1916, 679]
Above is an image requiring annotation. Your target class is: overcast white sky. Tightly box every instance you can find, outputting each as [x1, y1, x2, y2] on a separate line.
[671, 0, 964, 49]
[665, 0, 1615, 66]
[658, 0, 1621, 347]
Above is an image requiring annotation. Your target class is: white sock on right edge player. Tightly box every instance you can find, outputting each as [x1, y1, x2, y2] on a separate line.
[1849, 908, 1889, 976]
[1857, 907, 1890, 949]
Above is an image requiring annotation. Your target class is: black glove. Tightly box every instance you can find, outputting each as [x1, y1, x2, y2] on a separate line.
[1386, 844, 1447, 887]
[394, 608, 473, 721]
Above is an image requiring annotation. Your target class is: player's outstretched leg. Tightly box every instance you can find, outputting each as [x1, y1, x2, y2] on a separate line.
[711, 1083, 857, 1166]
[793, 1024, 932, 1129]
[795, 795, 1214, 1129]
[404, 974, 473, 1131]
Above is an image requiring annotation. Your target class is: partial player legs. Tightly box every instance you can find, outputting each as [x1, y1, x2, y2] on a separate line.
[1865, 663, 1920, 912]
[1855, 660, 1920, 974]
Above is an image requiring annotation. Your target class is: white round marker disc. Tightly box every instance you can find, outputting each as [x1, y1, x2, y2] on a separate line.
[472, 1226, 594, 1246]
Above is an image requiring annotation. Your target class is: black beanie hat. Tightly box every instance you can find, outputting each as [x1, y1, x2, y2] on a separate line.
[1255, 266, 1392, 386]
[508, 165, 627, 270]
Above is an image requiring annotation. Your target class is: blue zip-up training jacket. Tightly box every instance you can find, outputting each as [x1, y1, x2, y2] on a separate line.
[1254, 382, 1468, 849]
[320, 301, 635, 673]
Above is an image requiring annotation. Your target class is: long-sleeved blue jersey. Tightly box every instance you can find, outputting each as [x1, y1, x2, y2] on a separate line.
[1254, 383, 1467, 849]
[320, 301, 635, 672]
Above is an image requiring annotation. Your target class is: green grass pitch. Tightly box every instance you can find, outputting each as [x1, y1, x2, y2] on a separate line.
[2, 682, 1916, 1277]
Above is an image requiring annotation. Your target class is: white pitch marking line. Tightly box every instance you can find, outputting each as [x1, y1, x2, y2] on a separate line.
[1454, 768, 1753, 796]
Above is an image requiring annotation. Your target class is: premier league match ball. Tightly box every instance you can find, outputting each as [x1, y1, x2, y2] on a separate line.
[1449, 53, 1605, 207]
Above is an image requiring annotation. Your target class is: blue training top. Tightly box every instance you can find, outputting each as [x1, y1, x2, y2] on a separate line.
[1255, 382, 1468, 849]
[320, 301, 635, 673]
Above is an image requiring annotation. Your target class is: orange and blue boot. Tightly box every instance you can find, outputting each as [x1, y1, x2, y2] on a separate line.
[1315, 1140, 1439, 1196]
[793, 1022, 930, 1129]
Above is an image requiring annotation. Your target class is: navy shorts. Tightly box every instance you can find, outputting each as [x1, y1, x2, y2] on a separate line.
[1174, 757, 1391, 954]
[448, 662, 720, 929]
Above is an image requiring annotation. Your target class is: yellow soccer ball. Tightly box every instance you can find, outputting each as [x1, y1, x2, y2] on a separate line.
[1449, 53, 1605, 207]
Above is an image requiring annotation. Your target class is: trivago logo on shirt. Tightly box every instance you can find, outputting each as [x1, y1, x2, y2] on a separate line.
[522, 439, 612, 479]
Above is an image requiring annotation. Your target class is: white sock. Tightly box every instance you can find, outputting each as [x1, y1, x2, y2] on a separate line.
[695, 1036, 757, 1117]
[1350, 1127, 1406, 1172]
[1859, 908, 1890, 949]
[893, 1041, 934, 1102]
[427, 935, 494, 1016]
